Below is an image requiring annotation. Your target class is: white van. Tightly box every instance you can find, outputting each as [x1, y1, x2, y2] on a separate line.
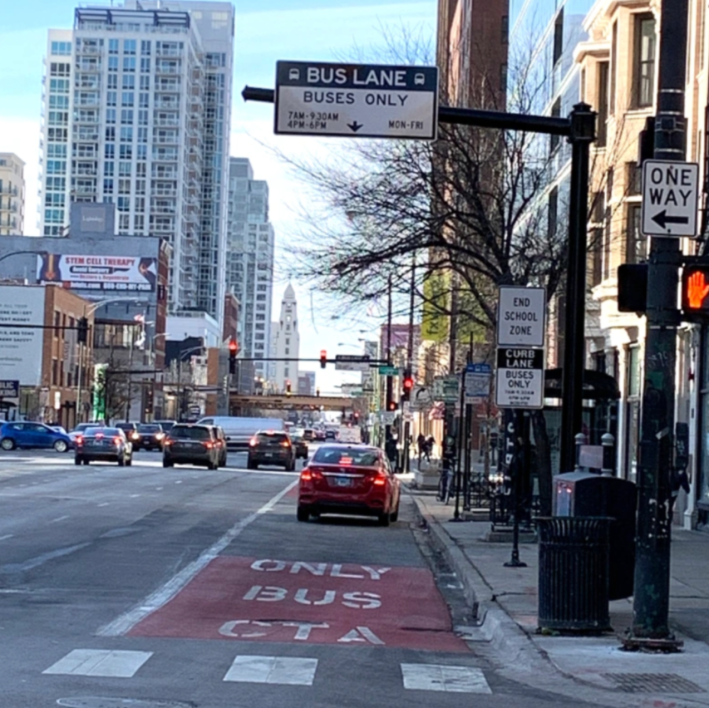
[197, 416, 285, 449]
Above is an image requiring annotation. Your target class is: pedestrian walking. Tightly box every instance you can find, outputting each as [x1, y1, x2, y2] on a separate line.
[425, 435, 435, 462]
[417, 433, 427, 469]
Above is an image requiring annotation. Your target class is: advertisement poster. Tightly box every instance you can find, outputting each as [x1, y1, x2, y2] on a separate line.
[37, 254, 157, 294]
[0, 286, 46, 387]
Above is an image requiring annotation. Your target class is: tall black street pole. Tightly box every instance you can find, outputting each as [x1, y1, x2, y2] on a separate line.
[630, 0, 688, 644]
[403, 256, 416, 473]
[559, 103, 596, 473]
[385, 275, 393, 442]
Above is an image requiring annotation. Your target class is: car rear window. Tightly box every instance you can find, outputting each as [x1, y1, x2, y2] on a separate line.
[85, 428, 121, 437]
[116, 423, 135, 430]
[171, 426, 211, 440]
[312, 447, 380, 466]
[256, 432, 289, 443]
[138, 424, 162, 432]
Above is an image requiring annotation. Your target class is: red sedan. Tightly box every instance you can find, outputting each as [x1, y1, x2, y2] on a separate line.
[297, 444, 401, 526]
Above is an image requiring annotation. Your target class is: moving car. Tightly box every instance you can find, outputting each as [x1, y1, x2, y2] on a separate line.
[289, 428, 309, 460]
[163, 424, 220, 469]
[74, 427, 133, 466]
[0, 421, 72, 452]
[303, 428, 316, 442]
[205, 425, 228, 466]
[137, 423, 166, 451]
[69, 422, 101, 443]
[247, 430, 296, 470]
[197, 416, 285, 449]
[115, 422, 142, 450]
[297, 444, 401, 525]
[153, 420, 176, 434]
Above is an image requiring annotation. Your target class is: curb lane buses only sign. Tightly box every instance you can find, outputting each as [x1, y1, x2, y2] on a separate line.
[275, 61, 438, 140]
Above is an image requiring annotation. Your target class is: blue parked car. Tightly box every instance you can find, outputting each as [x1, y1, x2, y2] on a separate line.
[0, 421, 73, 452]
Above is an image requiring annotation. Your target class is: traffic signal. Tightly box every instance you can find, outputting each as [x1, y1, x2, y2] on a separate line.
[286, 380, 292, 395]
[320, 350, 327, 369]
[617, 264, 648, 313]
[77, 316, 89, 344]
[228, 338, 238, 375]
[402, 370, 414, 400]
[316, 388, 320, 397]
[387, 400, 398, 412]
[682, 266, 709, 312]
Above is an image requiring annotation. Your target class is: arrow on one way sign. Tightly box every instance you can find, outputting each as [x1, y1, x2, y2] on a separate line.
[651, 210, 690, 230]
[348, 121, 363, 132]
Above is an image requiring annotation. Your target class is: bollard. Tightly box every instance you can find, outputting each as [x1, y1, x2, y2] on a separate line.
[574, 432, 587, 471]
[601, 433, 615, 477]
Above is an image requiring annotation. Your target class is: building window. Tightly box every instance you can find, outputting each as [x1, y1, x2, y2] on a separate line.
[597, 62, 609, 147]
[610, 22, 617, 113]
[633, 15, 656, 108]
[553, 9, 564, 65]
[626, 162, 642, 195]
[550, 97, 561, 152]
[547, 186, 558, 239]
[501, 15, 508, 43]
[590, 191, 605, 286]
[625, 204, 645, 263]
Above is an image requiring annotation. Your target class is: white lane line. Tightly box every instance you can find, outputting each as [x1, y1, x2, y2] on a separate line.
[130, 494, 140, 498]
[97, 502, 109, 507]
[43, 649, 152, 678]
[175, 480, 182, 484]
[0, 534, 14, 541]
[51, 515, 71, 523]
[224, 656, 318, 685]
[155, 487, 163, 491]
[97, 478, 298, 637]
[401, 664, 491, 693]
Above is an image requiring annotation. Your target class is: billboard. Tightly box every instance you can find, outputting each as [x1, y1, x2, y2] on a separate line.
[0, 286, 46, 386]
[37, 254, 157, 294]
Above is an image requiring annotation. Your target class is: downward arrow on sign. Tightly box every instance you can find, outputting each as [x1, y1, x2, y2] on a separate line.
[348, 121, 363, 132]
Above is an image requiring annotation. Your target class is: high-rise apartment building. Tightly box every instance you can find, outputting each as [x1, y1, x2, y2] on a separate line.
[0, 153, 25, 235]
[39, 1, 234, 323]
[226, 157, 275, 380]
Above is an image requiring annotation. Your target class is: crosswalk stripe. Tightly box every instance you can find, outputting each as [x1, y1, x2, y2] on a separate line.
[401, 663, 491, 693]
[42, 649, 152, 678]
[223, 656, 318, 685]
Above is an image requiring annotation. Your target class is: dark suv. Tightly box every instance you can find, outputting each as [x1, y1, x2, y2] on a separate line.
[137, 423, 166, 451]
[247, 430, 296, 471]
[163, 424, 220, 469]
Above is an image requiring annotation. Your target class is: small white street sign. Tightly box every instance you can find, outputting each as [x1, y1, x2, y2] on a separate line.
[334, 354, 371, 372]
[641, 160, 699, 237]
[497, 286, 546, 348]
[275, 61, 438, 140]
[495, 347, 544, 409]
[464, 363, 491, 402]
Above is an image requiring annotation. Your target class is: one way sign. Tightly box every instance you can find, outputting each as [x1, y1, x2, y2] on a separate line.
[642, 160, 699, 238]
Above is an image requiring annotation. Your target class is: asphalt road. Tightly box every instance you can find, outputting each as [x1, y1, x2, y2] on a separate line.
[0, 448, 592, 708]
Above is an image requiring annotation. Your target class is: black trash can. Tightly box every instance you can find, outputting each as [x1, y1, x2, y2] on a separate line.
[537, 517, 612, 633]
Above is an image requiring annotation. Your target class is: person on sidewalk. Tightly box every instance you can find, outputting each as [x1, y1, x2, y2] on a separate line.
[425, 435, 435, 462]
[417, 433, 427, 469]
[385, 433, 399, 471]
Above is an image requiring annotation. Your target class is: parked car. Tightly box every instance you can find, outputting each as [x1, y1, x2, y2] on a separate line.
[137, 423, 166, 451]
[303, 428, 316, 442]
[163, 424, 220, 470]
[74, 427, 133, 466]
[297, 444, 401, 525]
[0, 421, 72, 452]
[247, 430, 296, 471]
[115, 422, 142, 450]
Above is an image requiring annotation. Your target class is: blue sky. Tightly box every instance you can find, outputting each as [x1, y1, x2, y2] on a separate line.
[0, 0, 436, 391]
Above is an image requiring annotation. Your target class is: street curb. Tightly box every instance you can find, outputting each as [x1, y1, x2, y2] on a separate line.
[407, 492, 709, 708]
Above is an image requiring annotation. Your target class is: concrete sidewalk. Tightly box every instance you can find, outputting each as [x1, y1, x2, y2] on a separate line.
[410, 488, 709, 707]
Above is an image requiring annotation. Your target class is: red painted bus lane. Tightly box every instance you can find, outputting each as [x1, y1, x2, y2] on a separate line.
[129, 556, 468, 652]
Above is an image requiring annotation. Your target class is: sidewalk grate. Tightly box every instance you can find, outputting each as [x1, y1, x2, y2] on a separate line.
[602, 673, 706, 694]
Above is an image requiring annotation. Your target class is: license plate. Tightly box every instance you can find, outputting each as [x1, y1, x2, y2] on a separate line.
[264, 453, 273, 458]
[334, 476, 351, 487]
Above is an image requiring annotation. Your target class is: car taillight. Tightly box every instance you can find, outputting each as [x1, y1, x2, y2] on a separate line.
[155, 432, 165, 440]
[76, 435, 83, 445]
[113, 436, 122, 446]
[164, 438, 172, 446]
[372, 472, 387, 487]
[300, 469, 313, 482]
[249, 437, 257, 447]
[281, 441, 291, 448]
[203, 441, 214, 448]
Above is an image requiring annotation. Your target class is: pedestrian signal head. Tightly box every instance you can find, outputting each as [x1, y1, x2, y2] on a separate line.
[682, 266, 709, 312]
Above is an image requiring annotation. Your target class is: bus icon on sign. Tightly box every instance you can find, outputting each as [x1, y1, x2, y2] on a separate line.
[288, 68, 300, 81]
[414, 73, 425, 85]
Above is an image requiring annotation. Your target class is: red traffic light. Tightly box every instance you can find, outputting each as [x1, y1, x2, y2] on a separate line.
[387, 401, 398, 411]
[403, 376, 414, 392]
[229, 338, 238, 355]
[683, 266, 709, 311]
[320, 349, 327, 369]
